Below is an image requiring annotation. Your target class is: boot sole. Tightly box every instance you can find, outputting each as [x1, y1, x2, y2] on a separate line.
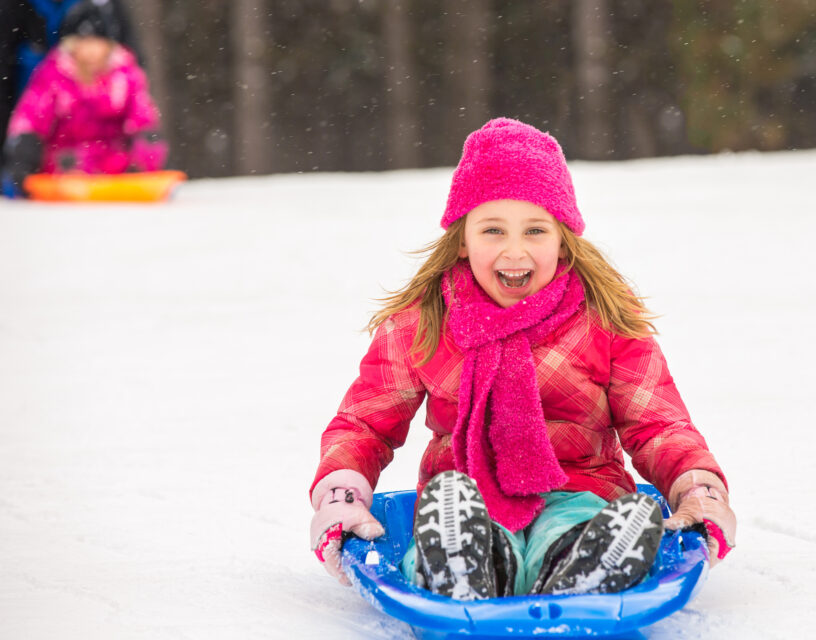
[541, 492, 664, 595]
[414, 471, 495, 600]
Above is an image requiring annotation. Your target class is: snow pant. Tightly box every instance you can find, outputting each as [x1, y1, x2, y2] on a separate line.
[400, 490, 608, 595]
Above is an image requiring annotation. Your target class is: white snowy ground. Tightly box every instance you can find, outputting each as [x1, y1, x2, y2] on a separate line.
[0, 150, 814, 640]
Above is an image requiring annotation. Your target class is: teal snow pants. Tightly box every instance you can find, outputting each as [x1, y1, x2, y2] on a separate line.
[400, 490, 608, 595]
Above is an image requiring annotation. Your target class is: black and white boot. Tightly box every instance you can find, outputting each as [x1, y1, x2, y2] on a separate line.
[414, 471, 496, 601]
[538, 492, 664, 595]
[491, 522, 518, 597]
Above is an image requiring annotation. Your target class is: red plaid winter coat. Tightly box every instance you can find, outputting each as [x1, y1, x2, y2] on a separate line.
[311, 304, 725, 503]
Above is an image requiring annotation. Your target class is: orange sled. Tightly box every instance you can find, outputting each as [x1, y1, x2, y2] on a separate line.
[24, 171, 187, 202]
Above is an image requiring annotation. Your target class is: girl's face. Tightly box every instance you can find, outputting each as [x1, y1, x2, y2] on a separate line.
[72, 36, 113, 77]
[459, 199, 565, 308]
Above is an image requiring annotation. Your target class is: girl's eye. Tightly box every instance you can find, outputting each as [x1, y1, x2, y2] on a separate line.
[483, 228, 502, 235]
[527, 228, 545, 235]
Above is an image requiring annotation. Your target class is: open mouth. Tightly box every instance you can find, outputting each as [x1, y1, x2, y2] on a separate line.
[497, 269, 532, 288]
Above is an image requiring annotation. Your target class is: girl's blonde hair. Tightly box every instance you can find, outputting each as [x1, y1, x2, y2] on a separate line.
[368, 218, 656, 365]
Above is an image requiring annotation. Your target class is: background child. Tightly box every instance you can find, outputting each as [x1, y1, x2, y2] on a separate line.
[0, 0, 142, 157]
[2, 0, 166, 198]
[309, 118, 736, 598]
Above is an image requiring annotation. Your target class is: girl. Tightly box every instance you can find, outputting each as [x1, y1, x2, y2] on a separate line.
[3, 0, 166, 198]
[309, 118, 736, 599]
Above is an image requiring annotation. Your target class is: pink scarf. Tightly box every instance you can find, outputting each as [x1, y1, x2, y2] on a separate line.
[442, 261, 585, 531]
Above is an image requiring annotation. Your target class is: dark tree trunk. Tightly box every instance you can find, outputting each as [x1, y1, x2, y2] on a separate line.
[572, 0, 614, 158]
[231, 0, 274, 175]
[382, 1, 421, 168]
[443, 0, 492, 157]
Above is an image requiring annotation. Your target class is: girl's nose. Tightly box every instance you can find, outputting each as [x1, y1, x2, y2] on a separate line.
[501, 235, 527, 259]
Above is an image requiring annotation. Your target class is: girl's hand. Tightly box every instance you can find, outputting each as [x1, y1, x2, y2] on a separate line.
[310, 470, 385, 586]
[665, 469, 736, 567]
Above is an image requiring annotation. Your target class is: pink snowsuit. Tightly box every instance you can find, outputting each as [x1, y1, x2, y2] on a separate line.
[7, 43, 167, 174]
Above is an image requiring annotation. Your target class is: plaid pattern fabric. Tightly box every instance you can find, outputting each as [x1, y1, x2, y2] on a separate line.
[311, 305, 725, 502]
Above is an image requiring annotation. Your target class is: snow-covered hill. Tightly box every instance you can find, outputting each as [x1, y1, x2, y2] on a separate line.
[1, 150, 814, 639]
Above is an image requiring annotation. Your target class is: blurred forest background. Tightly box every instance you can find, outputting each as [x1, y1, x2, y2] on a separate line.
[120, 0, 816, 178]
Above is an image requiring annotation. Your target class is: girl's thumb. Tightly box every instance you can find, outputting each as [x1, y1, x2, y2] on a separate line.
[347, 509, 385, 540]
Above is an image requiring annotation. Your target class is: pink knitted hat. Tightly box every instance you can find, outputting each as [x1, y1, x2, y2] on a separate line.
[441, 118, 584, 235]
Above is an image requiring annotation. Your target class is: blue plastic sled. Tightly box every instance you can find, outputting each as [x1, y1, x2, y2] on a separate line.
[342, 485, 708, 639]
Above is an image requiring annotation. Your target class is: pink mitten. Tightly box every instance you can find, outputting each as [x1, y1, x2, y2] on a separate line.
[310, 470, 385, 586]
[129, 131, 169, 172]
[665, 469, 736, 567]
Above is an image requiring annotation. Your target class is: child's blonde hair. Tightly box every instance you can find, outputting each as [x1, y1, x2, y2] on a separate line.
[368, 218, 656, 365]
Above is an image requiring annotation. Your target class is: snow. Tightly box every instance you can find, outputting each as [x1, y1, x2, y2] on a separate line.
[1, 149, 815, 639]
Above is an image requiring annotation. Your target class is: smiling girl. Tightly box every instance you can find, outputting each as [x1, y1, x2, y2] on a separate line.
[309, 118, 736, 600]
